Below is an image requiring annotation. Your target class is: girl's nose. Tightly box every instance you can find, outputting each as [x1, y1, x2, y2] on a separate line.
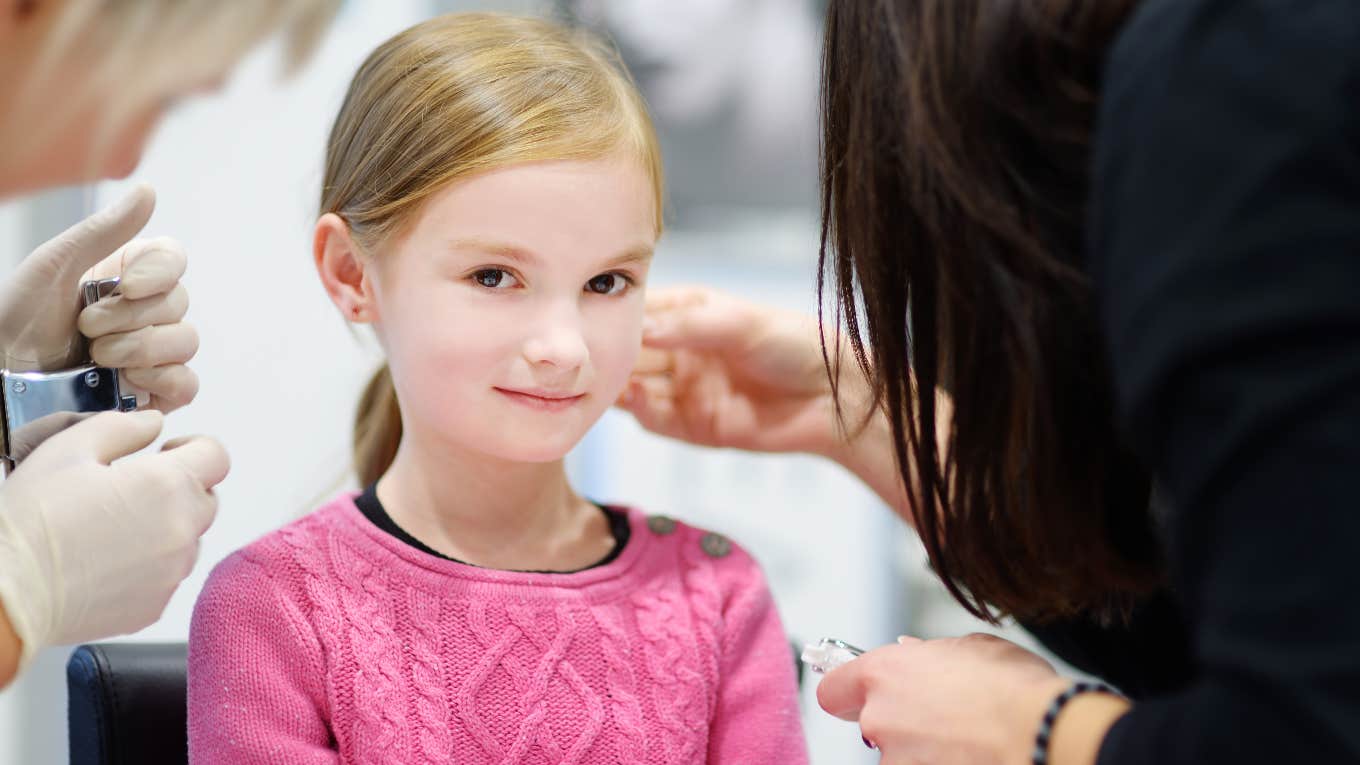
[521, 307, 589, 370]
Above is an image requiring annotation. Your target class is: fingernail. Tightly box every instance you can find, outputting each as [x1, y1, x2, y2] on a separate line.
[862, 736, 876, 749]
[896, 635, 912, 644]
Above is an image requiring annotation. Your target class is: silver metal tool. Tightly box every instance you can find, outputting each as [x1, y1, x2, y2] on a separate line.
[1, 277, 137, 473]
[801, 637, 867, 674]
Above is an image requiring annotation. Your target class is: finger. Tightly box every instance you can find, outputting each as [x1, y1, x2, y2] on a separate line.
[158, 435, 231, 491]
[84, 237, 188, 299]
[620, 375, 682, 436]
[33, 409, 164, 465]
[128, 439, 222, 539]
[4, 411, 93, 462]
[644, 285, 713, 312]
[122, 364, 199, 412]
[615, 378, 636, 408]
[89, 322, 198, 368]
[642, 304, 745, 351]
[119, 370, 151, 410]
[816, 657, 870, 722]
[28, 184, 155, 280]
[78, 284, 189, 337]
[631, 347, 674, 375]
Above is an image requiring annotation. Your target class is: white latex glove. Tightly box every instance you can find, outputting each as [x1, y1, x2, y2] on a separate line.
[0, 184, 200, 412]
[0, 410, 229, 669]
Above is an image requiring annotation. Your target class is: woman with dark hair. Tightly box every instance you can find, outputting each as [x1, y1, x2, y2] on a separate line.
[619, 0, 1360, 761]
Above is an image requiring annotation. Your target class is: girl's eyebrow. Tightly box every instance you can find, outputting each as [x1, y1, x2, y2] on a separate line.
[446, 238, 655, 268]
[446, 238, 538, 264]
[601, 245, 655, 269]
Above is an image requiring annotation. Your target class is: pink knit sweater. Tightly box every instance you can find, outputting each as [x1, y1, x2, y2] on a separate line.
[188, 494, 808, 764]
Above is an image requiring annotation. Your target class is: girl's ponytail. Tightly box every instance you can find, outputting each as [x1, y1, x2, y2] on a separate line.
[353, 364, 402, 487]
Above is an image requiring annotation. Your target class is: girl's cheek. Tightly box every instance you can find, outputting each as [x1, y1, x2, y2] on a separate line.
[601, 329, 644, 377]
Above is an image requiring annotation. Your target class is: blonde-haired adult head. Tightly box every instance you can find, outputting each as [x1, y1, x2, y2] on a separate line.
[318, 12, 664, 486]
[0, 0, 338, 195]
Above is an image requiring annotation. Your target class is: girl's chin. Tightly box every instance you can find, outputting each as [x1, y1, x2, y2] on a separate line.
[490, 441, 577, 464]
[430, 435, 578, 465]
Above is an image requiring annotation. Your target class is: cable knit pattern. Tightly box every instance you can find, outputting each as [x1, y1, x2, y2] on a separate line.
[332, 534, 407, 763]
[405, 584, 452, 761]
[590, 603, 648, 763]
[188, 494, 808, 764]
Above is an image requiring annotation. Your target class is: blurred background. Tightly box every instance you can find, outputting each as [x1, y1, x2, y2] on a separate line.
[0, 1, 1073, 761]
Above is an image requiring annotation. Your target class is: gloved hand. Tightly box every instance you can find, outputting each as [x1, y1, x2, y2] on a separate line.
[0, 184, 200, 412]
[0, 410, 229, 669]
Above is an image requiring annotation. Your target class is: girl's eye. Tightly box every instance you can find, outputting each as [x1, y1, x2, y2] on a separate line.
[472, 269, 519, 289]
[586, 273, 630, 296]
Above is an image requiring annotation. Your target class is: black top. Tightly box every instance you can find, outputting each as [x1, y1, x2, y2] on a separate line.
[354, 483, 631, 574]
[1024, 1, 1360, 762]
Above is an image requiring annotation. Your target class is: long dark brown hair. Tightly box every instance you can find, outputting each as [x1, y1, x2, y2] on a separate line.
[819, 0, 1162, 622]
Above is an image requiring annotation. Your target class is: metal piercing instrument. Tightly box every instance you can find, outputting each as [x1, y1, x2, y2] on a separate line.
[0, 277, 138, 473]
[801, 637, 866, 674]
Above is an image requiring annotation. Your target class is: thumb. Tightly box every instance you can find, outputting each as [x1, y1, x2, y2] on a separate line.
[34, 409, 164, 465]
[816, 657, 869, 722]
[157, 435, 231, 491]
[26, 184, 156, 281]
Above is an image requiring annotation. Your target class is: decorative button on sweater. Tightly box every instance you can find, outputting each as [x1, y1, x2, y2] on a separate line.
[646, 514, 677, 535]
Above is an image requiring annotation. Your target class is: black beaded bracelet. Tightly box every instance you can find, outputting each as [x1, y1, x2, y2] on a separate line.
[1032, 681, 1122, 765]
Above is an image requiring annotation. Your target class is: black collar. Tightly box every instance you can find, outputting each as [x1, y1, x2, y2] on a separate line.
[354, 482, 631, 574]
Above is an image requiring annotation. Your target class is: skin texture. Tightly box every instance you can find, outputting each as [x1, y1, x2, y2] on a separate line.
[314, 156, 658, 572]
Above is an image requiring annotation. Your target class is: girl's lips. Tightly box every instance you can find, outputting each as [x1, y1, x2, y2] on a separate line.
[495, 388, 587, 412]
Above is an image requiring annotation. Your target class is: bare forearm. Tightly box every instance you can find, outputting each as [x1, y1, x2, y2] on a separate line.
[813, 377, 953, 530]
[818, 403, 914, 524]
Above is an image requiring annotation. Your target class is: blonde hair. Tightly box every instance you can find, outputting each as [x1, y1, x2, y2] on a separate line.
[10, 0, 337, 168]
[320, 13, 664, 486]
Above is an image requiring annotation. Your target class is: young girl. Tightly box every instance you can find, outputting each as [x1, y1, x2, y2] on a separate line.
[187, 13, 806, 764]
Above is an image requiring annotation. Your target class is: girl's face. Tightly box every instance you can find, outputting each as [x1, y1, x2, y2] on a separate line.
[367, 157, 657, 463]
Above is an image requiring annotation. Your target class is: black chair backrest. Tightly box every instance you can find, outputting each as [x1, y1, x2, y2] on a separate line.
[66, 642, 188, 765]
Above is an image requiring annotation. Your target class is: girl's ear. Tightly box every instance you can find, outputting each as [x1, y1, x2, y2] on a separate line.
[314, 213, 376, 323]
